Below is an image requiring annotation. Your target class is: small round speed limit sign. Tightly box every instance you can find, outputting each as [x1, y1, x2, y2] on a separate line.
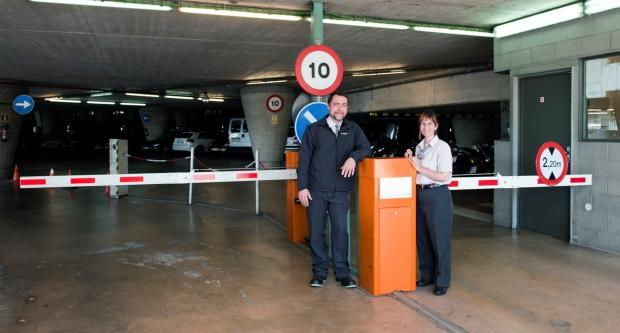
[295, 45, 343, 96]
[535, 141, 569, 186]
[266, 95, 283, 113]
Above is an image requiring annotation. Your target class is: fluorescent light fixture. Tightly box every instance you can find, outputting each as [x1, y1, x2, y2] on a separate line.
[585, 0, 620, 15]
[179, 7, 302, 21]
[323, 18, 408, 30]
[588, 111, 609, 115]
[352, 69, 406, 77]
[30, 0, 172, 11]
[45, 98, 81, 103]
[246, 79, 288, 85]
[120, 102, 146, 106]
[413, 26, 494, 37]
[90, 92, 113, 97]
[207, 98, 225, 102]
[125, 92, 159, 98]
[494, 3, 584, 38]
[87, 101, 115, 105]
[164, 95, 194, 100]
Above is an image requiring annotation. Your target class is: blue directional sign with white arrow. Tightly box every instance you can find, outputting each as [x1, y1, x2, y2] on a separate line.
[12, 95, 35, 115]
[294, 102, 329, 143]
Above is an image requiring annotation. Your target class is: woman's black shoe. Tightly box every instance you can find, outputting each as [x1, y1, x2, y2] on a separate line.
[433, 287, 448, 295]
[416, 279, 434, 287]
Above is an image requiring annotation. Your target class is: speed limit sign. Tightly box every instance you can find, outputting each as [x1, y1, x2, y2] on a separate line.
[295, 45, 344, 96]
[535, 141, 569, 186]
[266, 95, 283, 113]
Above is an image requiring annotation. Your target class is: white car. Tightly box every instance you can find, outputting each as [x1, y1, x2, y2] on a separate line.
[173, 132, 214, 154]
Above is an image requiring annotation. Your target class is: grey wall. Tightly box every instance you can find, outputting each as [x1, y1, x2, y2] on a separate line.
[0, 86, 25, 179]
[347, 71, 509, 113]
[494, 8, 620, 254]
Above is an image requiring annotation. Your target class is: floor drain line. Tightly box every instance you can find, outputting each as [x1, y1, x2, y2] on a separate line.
[391, 291, 468, 333]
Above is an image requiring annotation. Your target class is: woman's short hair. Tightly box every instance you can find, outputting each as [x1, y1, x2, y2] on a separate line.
[418, 110, 438, 139]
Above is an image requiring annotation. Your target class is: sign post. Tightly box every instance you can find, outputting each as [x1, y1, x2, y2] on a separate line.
[535, 141, 569, 186]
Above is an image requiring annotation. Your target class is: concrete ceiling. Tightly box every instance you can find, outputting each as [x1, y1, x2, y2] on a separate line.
[0, 0, 577, 101]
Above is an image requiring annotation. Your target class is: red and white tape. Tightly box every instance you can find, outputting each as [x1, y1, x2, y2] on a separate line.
[446, 174, 591, 190]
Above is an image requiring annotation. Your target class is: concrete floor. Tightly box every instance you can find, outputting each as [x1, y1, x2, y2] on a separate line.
[2, 153, 620, 332]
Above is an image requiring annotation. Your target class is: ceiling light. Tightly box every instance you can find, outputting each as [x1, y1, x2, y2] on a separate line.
[90, 92, 113, 97]
[413, 26, 494, 38]
[352, 69, 406, 77]
[207, 98, 225, 102]
[494, 3, 584, 38]
[179, 7, 303, 21]
[120, 102, 146, 106]
[585, 0, 620, 15]
[30, 0, 172, 11]
[45, 98, 81, 103]
[323, 18, 408, 30]
[87, 101, 115, 105]
[246, 79, 288, 85]
[125, 92, 159, 98]
[164, 95, 194, 100]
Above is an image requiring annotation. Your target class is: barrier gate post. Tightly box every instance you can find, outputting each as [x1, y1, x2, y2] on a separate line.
[358, 158, 417, 296]
[285, 151, 309, 243]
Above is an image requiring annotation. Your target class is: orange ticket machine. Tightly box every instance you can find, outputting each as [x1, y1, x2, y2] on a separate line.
[285, 151, 309, 244]
[358, 158, 417, 296]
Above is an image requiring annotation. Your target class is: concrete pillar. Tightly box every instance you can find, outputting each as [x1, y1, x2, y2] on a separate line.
[240, 86, 297, 167]
[139, 107, 170, 141]
[0, 86, 26, 179]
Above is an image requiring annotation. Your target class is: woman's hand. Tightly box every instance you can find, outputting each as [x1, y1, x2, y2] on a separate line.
[409, 156, 422, 172]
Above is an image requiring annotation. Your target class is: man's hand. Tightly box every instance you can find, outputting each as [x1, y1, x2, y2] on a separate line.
[340, 157, 357, 178]
[298, 189, 312, 207]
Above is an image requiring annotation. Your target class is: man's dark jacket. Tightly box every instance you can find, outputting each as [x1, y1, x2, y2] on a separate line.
[297, 117, 371, 192]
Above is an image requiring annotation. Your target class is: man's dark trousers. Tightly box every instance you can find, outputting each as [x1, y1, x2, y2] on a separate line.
[307, 190, 350, 280]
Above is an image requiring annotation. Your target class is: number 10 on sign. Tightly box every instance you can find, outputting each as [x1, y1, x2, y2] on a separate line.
[295, 45, 344, 96]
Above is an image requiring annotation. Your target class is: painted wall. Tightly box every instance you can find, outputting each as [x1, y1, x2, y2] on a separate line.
[494, 8, 620, 254]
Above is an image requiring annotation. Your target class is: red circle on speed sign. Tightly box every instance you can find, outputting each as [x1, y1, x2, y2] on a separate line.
[266, 95, 283, 113]
[535, 141, 568, 186]
[295, 45, 344, 96]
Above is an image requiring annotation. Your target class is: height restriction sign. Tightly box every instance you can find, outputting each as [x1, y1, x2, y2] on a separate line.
[295, 45, 343, 96]
[535, 141, 569, 186]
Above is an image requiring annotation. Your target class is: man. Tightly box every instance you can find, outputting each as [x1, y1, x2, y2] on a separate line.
[297, 92, 371, 288]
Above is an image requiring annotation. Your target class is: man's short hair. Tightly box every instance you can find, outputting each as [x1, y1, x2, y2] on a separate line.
[328, 91, 348, 104]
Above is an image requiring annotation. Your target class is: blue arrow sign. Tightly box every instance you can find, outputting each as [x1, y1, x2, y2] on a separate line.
[12, 95, 35, 115]
[294, 102, 329, 143]
[142, 112, 152, 123]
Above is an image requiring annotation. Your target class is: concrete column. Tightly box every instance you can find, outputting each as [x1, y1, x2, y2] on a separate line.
[240, 86, 297, 167]
[139, 107, 169, 141]
[0, 86, 26, 179]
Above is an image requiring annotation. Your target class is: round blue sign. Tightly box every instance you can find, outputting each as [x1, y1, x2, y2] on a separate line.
[12, 94, 35, 115]
[142, 112, 152, 122]
[294, 102, 329, 143]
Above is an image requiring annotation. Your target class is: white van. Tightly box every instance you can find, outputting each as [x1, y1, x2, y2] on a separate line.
[228, 118, 251, 149]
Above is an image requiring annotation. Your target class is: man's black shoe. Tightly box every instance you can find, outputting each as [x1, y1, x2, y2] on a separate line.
[433, 287, 448, 295]
[335, 277, 357, 288]
[309, 277, 325, 287]
[416, 279, 434, 287]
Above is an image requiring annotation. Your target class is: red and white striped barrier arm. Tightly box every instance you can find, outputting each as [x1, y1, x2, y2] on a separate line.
[19, 169, 296, 189]
[447, 174, 591, 190]
[19, 169, 590, 190]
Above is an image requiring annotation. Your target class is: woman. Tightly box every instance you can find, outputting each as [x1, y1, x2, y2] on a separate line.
[404, 110, 453, 296]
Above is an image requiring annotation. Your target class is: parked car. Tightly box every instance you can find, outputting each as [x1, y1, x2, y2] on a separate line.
[228, 118, 251, 149]
[141, 140, 172, 154]
[286, 127, 299, 149]
[173, 132, 215, 154]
